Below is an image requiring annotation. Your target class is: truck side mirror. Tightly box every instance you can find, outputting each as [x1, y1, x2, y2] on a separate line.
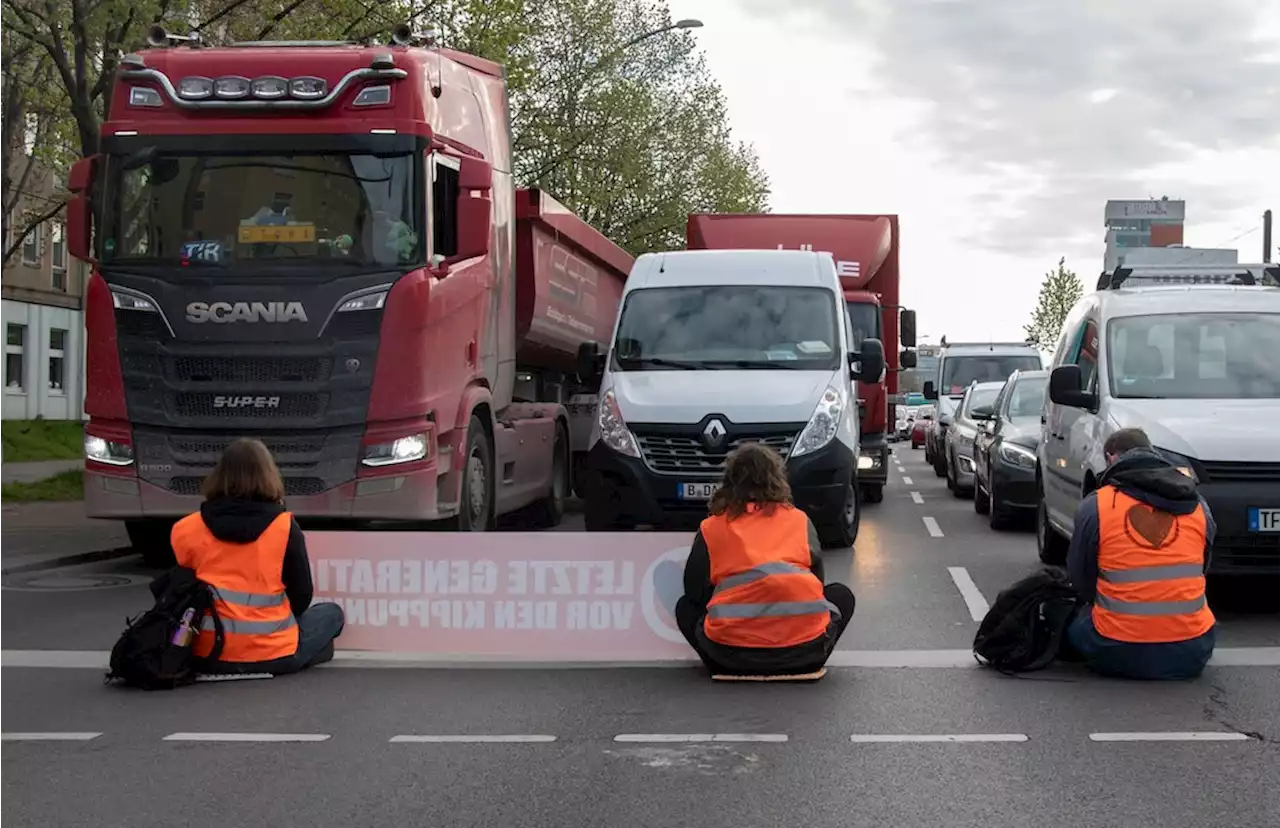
[899, 349, 917, 369]
[851, 337, 885, 383]
[454, 156, 492, 261]
[577, 341, 603, 381]
[1049, 365, 1097, 410]
[923, 380, 937, 401]
[899, 309, 917, 348]
[66, 155, 100, 264]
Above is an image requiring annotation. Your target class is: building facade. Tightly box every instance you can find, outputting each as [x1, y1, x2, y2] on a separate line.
[1103, 197, 1186, 272]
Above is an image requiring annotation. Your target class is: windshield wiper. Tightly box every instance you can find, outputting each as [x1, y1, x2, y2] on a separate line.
[621, 357, 702, 370]
[700, 359, 800, 370]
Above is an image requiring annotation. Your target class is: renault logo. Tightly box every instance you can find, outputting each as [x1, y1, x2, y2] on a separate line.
[703, 418, 727, 449]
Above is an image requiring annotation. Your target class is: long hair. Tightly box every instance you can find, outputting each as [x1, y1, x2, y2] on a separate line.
[708, 443, 793, 519]
[201, 438, 286, 503]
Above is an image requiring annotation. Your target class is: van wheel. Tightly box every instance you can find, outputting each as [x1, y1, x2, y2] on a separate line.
[126, 520, 177, 569]
[817, 482, 860, 549]
[1036, 497, 1069, 565]
[532, 424, 569, 527]
[455, 414, 493, 531]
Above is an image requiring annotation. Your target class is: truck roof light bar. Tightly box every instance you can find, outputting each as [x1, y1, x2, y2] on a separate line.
[119, 66, 407, 110]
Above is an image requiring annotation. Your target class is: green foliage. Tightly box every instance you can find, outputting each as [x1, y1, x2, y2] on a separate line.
[1024, 257, 1084, 351]
[2, 419, 85, 462]
[1, 469, 84, 501]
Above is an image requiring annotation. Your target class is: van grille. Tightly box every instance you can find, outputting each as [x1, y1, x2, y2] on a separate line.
[1201, 461, 1280, 484]
[634, 433, 797, 476]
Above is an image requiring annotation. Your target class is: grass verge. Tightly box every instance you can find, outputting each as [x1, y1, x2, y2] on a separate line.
[1, 469, 84, 502]
[2, 420, 84, 462]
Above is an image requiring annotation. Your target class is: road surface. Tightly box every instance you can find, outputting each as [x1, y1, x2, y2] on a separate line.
[4, 445, 1278, 827]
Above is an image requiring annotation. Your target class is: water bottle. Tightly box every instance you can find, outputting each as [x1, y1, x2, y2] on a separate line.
[172, 607, 196, 647]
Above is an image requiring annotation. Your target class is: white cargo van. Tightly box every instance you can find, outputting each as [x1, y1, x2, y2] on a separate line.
[576, 249, 885, 547]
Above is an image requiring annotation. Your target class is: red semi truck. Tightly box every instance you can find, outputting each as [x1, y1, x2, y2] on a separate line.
[685, 214, 917, 503]
[62, 27, 631, 563]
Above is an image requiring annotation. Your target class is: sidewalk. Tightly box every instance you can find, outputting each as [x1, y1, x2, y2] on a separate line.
[2, 459, 82, 485]
[1, 500, 132, 574]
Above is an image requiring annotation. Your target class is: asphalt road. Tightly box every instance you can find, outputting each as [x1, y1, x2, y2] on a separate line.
[4, 444, 1279, 828]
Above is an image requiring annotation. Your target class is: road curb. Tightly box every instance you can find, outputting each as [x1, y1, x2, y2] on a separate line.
[1, 546, 135, 576]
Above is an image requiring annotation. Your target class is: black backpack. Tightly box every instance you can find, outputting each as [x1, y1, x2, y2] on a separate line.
[105, 567, 225, 690]
[973, 568, 1079, 674]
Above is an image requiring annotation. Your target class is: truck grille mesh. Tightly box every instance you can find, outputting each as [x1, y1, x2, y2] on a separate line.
[172, 356, 330, 384]
[168, 476, 328, 497]
[169, 392, 327, 419]
[634, 433, 796, 476]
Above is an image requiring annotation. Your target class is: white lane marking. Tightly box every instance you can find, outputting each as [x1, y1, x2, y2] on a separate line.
[2, 732, 102, 741]
[910, 491, 924, 505]
[851, 733, 1028, 743]
[615, 733, 788, 743]
[947, 566, 990, 622]
[390, 734, 556, 743]
[163, 732, 331, 742]
[923, 516, 944, 537]
[1089, 732, 1253, 742]
[901, 476, 914, 485]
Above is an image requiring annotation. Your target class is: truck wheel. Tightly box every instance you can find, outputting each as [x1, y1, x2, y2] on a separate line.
[1036, 497, 1069, 565]
[126, 519, 177, 569]
[817, 482, 860, 549]
[532, 424, 569, 528]
[860, 484, 883, 504]
[456, 414, 494, 531]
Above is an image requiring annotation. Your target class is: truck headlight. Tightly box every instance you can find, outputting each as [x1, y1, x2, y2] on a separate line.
[85, 435, 134, 466]
[598, 389, 639, 458]
[998, 442, 1037, 469]
[362, 433, 428, 466]
[791, 385, 843, 458]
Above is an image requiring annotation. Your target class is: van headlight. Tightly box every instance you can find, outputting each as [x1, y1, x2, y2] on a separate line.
[791, 385, 844, 458]
[598, 389, 640, 457]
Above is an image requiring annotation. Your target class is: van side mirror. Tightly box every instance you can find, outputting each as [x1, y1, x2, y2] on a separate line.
[970, 404, 995, 421]
[1049, 365, 1097, 410]
[66, 155, 100, 263]
[851, 337, 885, 383]
[899, 349, 917, 369]
[454, 156, 492, 261]
[923, 380, 938, 401]
[577, 341, 604, 381]
[899, 309, 917, 348]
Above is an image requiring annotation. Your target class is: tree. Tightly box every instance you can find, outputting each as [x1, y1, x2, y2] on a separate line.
[1024, 257, 1083, 351]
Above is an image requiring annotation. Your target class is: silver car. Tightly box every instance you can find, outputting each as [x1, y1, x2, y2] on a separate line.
[945, 381, 1004, 497]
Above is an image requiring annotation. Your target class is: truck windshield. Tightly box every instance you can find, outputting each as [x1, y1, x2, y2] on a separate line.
[846, 300, 881, 351]
[1107, 312, 1280, 399]
[613, 285, 840, 371]
[104, 150, 419, 268]
[941, 355, 1042, 394]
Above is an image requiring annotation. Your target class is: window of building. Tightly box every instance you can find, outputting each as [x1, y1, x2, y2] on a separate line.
[22, 224, 40, 265]
[6, 324, 26, 391]
[51, 222, 67, 289]
[48, 328, 67, 394]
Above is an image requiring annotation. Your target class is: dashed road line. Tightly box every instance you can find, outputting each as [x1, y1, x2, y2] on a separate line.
[2, 732, 102, 741]
[390, 734, 556, 743]
[614, 733, 788, 743]
[901, 476, 913, 485]
[922, 516, 944, 537]
[910, 491, 924, 505]
[163, 732, 331, 742]
[947, 566, 990, 622]
[851, 733, 1028, 743]
[1089, 732, 1254, 743]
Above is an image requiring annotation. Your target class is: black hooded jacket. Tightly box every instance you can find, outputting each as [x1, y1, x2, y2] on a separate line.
[1067, 448, 1217, 603]
[198, 499, 314, 619]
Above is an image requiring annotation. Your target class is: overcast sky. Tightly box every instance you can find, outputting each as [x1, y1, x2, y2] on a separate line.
[666, 0, 1280, 342]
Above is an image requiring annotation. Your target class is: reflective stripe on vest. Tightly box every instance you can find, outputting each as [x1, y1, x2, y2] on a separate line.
[701, 504, 831, 649]
[1091, 486, 1215, 644]
[171, 510, 299, 663]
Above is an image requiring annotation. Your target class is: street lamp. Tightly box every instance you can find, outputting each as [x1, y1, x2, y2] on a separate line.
[622, 18, 704, 48]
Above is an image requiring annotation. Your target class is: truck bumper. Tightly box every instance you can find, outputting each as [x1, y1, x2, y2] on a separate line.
[584, 438, 856, 530]
[1198, 480, 1280, 575]
[857, 433, 889, 486]
[84, 464, 448, 522]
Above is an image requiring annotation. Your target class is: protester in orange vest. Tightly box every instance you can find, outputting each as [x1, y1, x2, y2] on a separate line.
[171, 438, 345, 674]
[1066, 427, 1217, 680]
[674, 443, 856, 675]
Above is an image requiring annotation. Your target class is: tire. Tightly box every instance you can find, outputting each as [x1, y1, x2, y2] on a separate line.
[973, 478, 990, 515]
[455, 414, 494, 531]
[1036, 496, 1069, 565]
[532, 423, 569, 528]
[126, 519, 177, 569]
[989, 482, 1014, 531]
[946, 451, 958, 493]
[817, 481, 860, 549]
[933, 444, 947, 478]
[860, 483, 883, 504]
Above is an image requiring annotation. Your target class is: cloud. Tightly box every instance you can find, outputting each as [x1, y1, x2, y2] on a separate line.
[740, 0, 1280, 253]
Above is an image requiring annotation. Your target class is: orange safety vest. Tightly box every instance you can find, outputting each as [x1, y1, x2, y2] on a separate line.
[171, 511, 299, 662]
[701, 503, 834, 648]
[1092, 486, 1215, 644]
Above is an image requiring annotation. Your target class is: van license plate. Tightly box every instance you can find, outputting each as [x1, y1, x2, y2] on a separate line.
[680, 482, 719, 500]
[1248, 508, 1280, 533]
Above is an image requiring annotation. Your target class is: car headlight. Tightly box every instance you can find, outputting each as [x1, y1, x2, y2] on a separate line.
[362, 432, 429, 466]
[598, 389, 639, 458]
[792, 385, 844, 458]
[998, 442, 1037, 470]
[1154, 447, 1197, 481]
[85, 434, 134, 466]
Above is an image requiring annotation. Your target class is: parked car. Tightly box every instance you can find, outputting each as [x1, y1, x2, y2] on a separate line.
[972, 369, 1048, 529]
[945, 381, 1005, 497]
[911, 407, 934, 448]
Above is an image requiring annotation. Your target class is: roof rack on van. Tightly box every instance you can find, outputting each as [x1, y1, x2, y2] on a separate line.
[1099, 264, 1280, 291]
[938, 341, 1037, 350]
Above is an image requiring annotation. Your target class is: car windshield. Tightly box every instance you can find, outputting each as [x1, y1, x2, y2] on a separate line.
[613, 285, 840, 371]
[962, 385, 1001, 418]
[105, 149, 419, 268]
[846, 300, 881, 351]
[941, 355, 1042, 394]
[1107, 312, 1280, 399]
[1008, 376, 1048, 417]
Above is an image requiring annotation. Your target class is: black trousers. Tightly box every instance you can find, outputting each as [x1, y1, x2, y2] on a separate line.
[675, 583, 856, 675]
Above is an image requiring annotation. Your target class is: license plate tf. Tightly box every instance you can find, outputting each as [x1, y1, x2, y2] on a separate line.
[1247, 507, 1280, 533]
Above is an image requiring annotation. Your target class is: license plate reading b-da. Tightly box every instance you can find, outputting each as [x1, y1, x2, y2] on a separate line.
[1248, 507, 1280, 533]
[680, 482, 719, 500]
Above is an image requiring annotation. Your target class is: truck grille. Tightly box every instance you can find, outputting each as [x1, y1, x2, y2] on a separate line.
[635, 433, 796, 476]
[1201, 461, 1280, 484]
[168, 476, 328, 497]
[173, 356, 330, 384]
[169, 392, 327, 419]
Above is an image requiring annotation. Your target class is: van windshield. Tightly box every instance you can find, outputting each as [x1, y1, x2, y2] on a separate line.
[941, 355, 1042, 394]
[612, 285, 840, 371]
[1107, 312, 1280, 399]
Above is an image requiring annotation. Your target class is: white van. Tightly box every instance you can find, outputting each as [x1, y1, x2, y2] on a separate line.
[576, 249, 885, 547]
[1037, 263, 1280, 573]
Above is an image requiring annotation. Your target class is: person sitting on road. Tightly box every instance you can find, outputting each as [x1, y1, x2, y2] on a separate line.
[1065, 427, 1217, 680]
[674, 443, 856, 676]
[171, 438, 345, 675]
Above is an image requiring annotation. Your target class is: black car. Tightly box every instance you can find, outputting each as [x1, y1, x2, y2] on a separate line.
[971, 369, 1048, 529]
